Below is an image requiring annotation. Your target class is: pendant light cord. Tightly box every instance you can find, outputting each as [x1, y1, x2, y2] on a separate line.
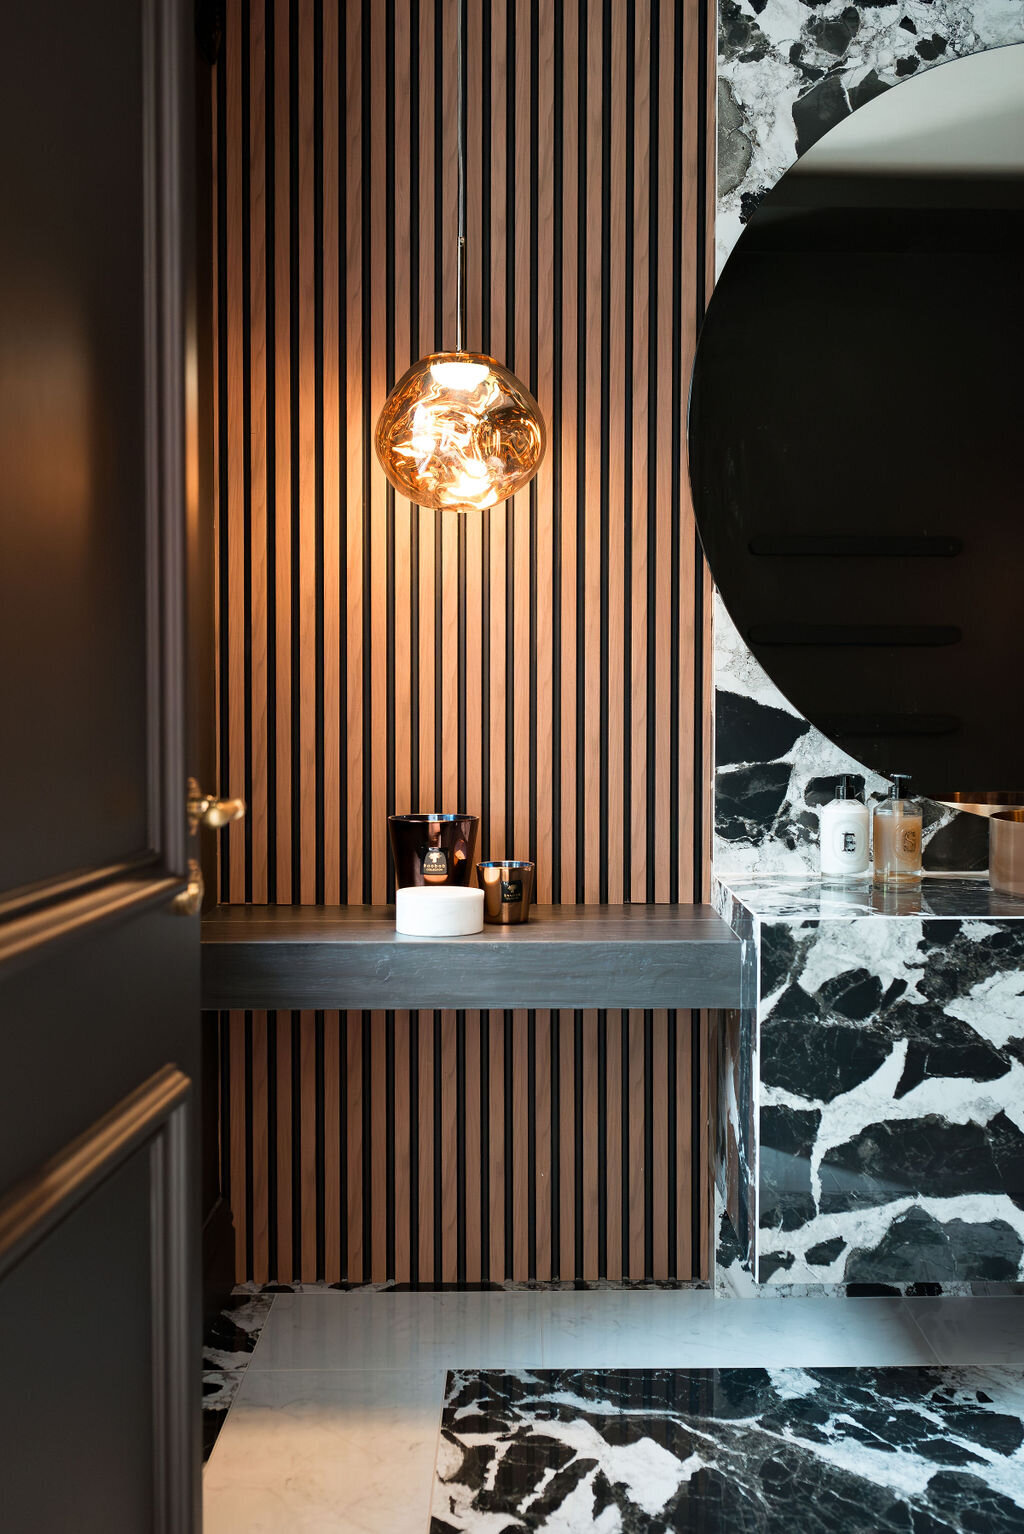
[456, 0, 467, 352]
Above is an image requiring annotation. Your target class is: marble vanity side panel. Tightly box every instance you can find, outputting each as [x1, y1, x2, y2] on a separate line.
[757, 915, 1024, 1288]
[712, 0, 1024, 880]
[712, 881, 761, 1289]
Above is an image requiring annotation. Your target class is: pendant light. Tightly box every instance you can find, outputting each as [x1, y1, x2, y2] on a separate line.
[374, 0, 545, 515]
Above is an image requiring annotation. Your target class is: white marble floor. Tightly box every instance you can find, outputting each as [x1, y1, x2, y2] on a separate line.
[203, 1289, 1024, 1533]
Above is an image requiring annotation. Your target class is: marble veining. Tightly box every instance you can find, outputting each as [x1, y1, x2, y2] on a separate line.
[431, 1365, 1024, 1532]
[715, 875, 1024, 1292]
[713, 0, 1024, 879]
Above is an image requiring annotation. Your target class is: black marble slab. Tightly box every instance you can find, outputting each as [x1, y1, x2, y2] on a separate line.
[432, 1365, 1024, 1532]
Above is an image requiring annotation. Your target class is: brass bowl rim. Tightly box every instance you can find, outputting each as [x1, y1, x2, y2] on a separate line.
[477, 860, 535, 870]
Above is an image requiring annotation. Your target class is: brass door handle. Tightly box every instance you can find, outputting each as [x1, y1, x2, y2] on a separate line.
[187, 777, 246, 834]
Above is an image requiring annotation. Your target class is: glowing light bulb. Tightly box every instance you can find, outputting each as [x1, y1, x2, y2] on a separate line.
[375, 351, 545, 514]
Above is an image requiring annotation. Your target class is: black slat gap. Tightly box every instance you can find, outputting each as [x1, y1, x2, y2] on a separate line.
[314, 0, 325, 904]
[409, 1011, 420, 1283]
[385, 0, 397, 903]
[504, 0, 516, 852]
[574, 0, 587, 903]
[669, 0, 683, 906]
[528, 0, 539, 866]
[597, 1010, 607, 1278]
[315, 1010, 325, 1278]
[480, 1012, 490, 1282]
[598, 0, 611, 904]
[215, 37, 230, 899]
[339, 1013, 348, 1279]
[267, 1013, 279, 1280]
[337, 0, 349, 899]
[289, 0, 302, 902]
[360, 0, 373, 899]
[433, 1014, 443, 1283]
[241, 2, 254, 903]
[504, 1011, 514, 1280]
[667, 1011, 678, 1277]
[622, 0, 635, 901]
[265, 0, 278, 902]
[408, 0, 420, 811]
[361, 1010, 372, 1281]
[456, 1010, 467, 1284]
[291, 1010, 302, 1279]
[644, 1009, 654, 1278]
[550, 0, 563, 899]
[645, 0, 659, 904]
[550, 1011, 560, 1276]
[621, 1012, 630, 1276]
[527, 1010, 537, 1280]
[691, 1015, 701, 1281]
[386, 1011, 396, 1279]
[244, 1012, 254, 1278]
[573, 1011, 583, 1279]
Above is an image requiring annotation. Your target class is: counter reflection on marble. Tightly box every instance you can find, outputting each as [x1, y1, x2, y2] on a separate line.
[432, 1365, 1024, 1532]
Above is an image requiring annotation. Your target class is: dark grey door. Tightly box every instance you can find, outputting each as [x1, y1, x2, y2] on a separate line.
[0, 2, 201, 1529]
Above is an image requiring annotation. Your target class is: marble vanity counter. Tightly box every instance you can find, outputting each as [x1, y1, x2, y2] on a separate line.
[712, 872, 1024, 1294]
[717, 874, 1024, 923]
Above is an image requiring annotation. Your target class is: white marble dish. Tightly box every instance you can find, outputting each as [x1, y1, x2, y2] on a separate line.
[394, 885, 484, 937]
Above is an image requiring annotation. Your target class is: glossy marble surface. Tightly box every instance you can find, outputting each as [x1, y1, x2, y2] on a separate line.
[203, 1286, 1024, 1529]
[718, 873, 1024, 922]
[202, 1292, 274, 1461]
[714, 874, 1024, 1291]
[432, 1364, 1024, 1532]
[204, 1367, 446, 1534]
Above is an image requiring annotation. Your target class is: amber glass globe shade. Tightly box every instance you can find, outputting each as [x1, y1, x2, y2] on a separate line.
[374, 351, 546, 514]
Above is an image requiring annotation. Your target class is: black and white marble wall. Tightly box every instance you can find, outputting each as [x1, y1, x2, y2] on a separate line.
[714, 877, 1024, 1293]
[713, 1, 1024, 878]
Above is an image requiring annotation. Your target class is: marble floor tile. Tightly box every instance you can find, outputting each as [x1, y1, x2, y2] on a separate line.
[203, 1292, 276, 1462]
[249, 1289, 547, 1372]
[540, 1290, 938, 1368]
[203, 1367, 446, 1533]
[905, 1296, 1024, 1365]
[431, 1366, 1024, 1533]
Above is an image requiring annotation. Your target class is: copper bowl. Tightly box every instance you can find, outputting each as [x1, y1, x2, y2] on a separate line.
[388, 813, 478, 889]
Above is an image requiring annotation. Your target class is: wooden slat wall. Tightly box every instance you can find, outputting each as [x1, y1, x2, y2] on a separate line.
[212, 0, 714, 1283]
[219, 1009, 712, 1283]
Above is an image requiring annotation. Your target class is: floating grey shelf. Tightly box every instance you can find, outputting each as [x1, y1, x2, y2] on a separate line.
[201, 903, 741, 1012]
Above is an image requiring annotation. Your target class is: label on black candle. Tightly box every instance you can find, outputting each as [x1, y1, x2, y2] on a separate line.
[501, 880, 523, 903]
[422, 848, 448, 877]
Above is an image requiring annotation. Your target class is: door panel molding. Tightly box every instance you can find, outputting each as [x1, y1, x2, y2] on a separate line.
[0, 1064, 194, 1534]
[0, 871, 185, 977]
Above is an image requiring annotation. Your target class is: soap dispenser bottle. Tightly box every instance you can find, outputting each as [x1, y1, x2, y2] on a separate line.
[873, 774, 923, 886]
[819, 775, 870, 882]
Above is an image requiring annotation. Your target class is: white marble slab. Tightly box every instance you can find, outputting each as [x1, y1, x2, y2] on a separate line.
[203, 1366, 446, 1534]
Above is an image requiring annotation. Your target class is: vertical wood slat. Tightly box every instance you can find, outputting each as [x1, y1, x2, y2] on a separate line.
[213, 0, 714, 1286]
[224, 1008, 701, 1285]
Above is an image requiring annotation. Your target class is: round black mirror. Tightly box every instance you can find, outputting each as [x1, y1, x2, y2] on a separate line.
[689, 46, 1024, 804]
